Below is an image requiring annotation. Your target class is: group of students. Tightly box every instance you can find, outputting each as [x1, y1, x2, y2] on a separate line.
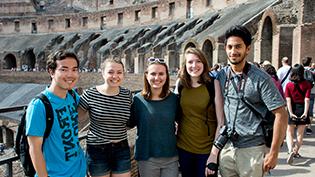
[25, 47, 222, 177]
[26, 25, 289, 177]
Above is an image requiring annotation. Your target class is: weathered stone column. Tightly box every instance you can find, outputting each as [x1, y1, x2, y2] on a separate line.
[135, 53, 145, 74]
[213, 42, 226, 64]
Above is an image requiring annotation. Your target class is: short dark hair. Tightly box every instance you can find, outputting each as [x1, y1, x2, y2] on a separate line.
[46, 50, 79, 72]
[224, 25, 252, 47]
[302, 56, 312, 67]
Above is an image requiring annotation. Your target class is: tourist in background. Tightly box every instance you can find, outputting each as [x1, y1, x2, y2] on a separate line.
[301, 56, 314, 135]
[263, 64, 285, 98]
[285, 64, 312, 165]
[78, 58, 132, 177]
[209, 64, 220, 78]
[128, 57, 179, 177]
[26, 50, 86, 177]
[175, 47, 224, 177]
[277, 56, 292, 92]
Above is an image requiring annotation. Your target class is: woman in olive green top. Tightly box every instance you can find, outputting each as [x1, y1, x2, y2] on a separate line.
[175, 48, 224, 177]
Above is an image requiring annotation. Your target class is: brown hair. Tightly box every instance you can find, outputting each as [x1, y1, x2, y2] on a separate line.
[100, 58, 125, 72]
[141, 62, 170, 100]
[179, 47, 211, 88]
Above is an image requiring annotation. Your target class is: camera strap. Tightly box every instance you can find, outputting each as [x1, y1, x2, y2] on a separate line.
[226, 64, 265, 119]
[224, 63, 250, 133]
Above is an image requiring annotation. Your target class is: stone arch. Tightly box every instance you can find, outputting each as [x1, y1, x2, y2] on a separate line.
[184, 42, 196, 51]
[257, 9, 278, 65]
[3, 53, 17, 69]
[202, 39, 214, 67]
[23, 49, 36, 71]
[261, 17, 273, 63]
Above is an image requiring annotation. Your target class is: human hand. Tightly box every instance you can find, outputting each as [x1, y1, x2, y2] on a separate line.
[290, 113, 298, 119]
[263, 151, 278, 173]
[205, 154, 218, 177]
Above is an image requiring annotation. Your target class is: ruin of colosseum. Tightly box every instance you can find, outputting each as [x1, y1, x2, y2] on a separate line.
[0, 0, 313, 73]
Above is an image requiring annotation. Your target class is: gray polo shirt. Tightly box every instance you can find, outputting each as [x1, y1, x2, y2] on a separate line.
[217, 63, 285, 148]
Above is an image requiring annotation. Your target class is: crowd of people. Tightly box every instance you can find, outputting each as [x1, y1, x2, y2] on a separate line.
[24, 25, 314, 177]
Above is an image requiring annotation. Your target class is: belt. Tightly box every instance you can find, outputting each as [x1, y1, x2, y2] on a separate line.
[102, 139, 129, 148]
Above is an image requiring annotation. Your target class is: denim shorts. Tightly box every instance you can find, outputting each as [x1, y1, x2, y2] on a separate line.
[86, 140, 131, 176]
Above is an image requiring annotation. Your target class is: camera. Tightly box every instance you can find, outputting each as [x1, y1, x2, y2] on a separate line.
[214, 125, 238, 150]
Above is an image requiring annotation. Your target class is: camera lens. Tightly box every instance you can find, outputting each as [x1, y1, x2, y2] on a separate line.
[214, 134, 228, 150]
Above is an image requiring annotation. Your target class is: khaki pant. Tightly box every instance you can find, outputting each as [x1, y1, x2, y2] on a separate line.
[219, 142, 265, 177]
[138, 156, 179, 177]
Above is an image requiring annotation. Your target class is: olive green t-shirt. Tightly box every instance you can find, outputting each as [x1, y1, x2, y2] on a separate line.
[177, 85, 217, 154]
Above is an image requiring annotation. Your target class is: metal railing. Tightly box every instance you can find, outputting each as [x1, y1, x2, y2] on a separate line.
[0, 105, 89, 177]
[0, 105, 26, 177]
[0, 89, 145, 177]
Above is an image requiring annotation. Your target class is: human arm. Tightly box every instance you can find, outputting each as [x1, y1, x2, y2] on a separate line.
[263, 106, 288, 172]
[205, 79, 225, 176]
[127, 96, 137, 128]
[286, 97, 297, 118]
[78, 106, 89, 130]
[302, 98, 310, 119]
[77, 89, 90, 130]
[302, 82, 312, 118]
[27, 136, 48, 177]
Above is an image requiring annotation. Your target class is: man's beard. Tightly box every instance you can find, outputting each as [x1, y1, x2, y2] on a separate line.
[228, 55, 246, 65]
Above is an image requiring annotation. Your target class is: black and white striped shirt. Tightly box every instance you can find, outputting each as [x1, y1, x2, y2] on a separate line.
[79, 87, 132, 145]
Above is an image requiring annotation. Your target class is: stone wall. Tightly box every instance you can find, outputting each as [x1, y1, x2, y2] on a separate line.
[299, 23, 315, 60]
[0, 0, 246, 34]
[0, 1, 35, 15]
[303, 0, 315, 23]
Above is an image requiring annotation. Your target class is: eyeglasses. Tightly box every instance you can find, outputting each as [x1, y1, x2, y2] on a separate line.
[147, 57, 165, 64]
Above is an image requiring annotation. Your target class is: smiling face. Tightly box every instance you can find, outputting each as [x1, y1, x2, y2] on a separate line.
[49, 57, 79, 92]
[102, 62, 124, 88]
[185, 53, 204, 79]
[146, 63, 167, 90]
[225, 36, 250, 66]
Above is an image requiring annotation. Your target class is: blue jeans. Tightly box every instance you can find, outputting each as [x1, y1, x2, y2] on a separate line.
[178, 148, 209, 177]
[86, 140, 131, 176]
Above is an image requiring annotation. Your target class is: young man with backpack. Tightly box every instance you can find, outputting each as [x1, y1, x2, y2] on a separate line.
[302, 56, 314, 135]
[26, 50, 86, 177]
[212, 25, 288, 177]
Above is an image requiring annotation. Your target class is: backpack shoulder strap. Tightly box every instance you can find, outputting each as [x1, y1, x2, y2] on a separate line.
[36, 93, 54, 139]
[294, 82, 306, 97]
[206, 80, 215, 106]
[176, 80, 184, 97]
[281, 67, 292, 84]
[14, 107, 27, 155]
[68, 89, 77, 105]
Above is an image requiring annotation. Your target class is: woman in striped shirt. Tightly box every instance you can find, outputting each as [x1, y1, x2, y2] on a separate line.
[78, 58, 132, 177]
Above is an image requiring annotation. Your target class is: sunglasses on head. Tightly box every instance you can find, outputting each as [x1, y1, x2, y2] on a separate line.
[147, 57, 165, 64]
